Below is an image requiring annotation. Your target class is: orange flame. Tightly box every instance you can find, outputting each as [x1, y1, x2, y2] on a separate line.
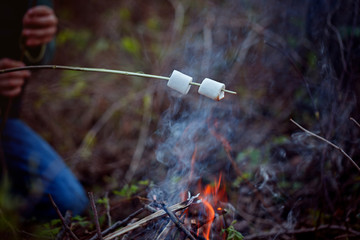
[201, 198, 215, 239]
[197, 173, 227, 240]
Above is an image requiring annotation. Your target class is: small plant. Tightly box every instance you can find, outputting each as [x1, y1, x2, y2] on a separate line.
[221, 221, 244, 240]
[113, 180, 151, 198]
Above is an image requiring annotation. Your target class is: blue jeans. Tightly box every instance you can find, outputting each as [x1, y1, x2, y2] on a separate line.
[1, 119, 88, 219]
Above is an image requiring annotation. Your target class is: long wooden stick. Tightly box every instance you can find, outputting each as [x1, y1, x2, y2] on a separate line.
[0, 65, 237, 95]
[103, 200, 194, 240]
[290, 118, 360, 173]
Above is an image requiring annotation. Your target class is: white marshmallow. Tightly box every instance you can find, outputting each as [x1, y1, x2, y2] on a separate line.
[198, 78, 225, 101]
[167, 70, 192, 94]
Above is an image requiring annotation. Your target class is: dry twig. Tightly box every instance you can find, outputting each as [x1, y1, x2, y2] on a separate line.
[290, 118, 360, 173]
[158, 203, 197, 240]
[350, 117, 360, 128]
[48, 194, 80, 240]
[89, 207, 145, 240]
[103, 199, 196, 240]
[124, 89, 153, 182]
[89, 192, 103, 240]
[104, 192, 112, 227]
[155, 221, 174, 240]
[55, 210, 72, 240]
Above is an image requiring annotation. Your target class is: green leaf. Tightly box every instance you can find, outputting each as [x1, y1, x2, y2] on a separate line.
[221, 221, 244, 240]
[272, 136, 288, 145]
[36, 226, 61, 237]
[119, 7, 131, 21]
[121, 36, 141, 57]
[232, 173, 251, 188]
[96, 197, 109, 205]
[236, 147, 261, 166]
[143, 94, 152, 109]
[113, 184, 139, 198]
[72, 215, 91, 227]
[138, 180, 150, 186]
[146, 17, 160, 30]
[56, 28, 91, 51]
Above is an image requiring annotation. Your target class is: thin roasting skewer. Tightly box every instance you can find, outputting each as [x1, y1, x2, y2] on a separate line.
[0, 65, 237, 95]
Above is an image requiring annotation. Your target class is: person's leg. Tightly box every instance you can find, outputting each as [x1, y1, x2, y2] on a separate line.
[1, 119, 88, 219]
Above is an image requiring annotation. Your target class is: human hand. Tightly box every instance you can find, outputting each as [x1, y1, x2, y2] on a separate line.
[0, 58, 31, 97]
[22, 5, 58, 47]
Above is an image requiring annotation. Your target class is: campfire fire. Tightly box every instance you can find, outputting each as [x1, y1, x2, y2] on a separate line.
[186, 173, 227, 240]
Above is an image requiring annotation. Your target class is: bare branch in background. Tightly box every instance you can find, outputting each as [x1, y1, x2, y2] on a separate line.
[290, 119, 360, 173]
[350, 117, 360, 128]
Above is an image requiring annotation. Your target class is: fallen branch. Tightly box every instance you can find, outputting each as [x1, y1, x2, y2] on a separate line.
[159, 203, 197, 240]
[124, 89, 153, 182]
[290, 118, 360, 173]
[155, 221, 174, 240]
[48, 194, 80, 240]
[104, 192, 112, 227]
[55, 210, 72, 240]
[89, 207, 145, 240]
[103, 199, 196, 240]
[88, 192, 103, 240]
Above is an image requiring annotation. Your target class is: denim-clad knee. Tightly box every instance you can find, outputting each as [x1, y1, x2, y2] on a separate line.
[1, 119, 88, 219]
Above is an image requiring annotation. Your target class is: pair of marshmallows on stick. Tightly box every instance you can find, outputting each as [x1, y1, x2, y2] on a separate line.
[167, 70, 227, 101]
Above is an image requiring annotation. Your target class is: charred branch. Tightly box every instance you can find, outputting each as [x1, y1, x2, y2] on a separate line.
[158, 202, 197, 240]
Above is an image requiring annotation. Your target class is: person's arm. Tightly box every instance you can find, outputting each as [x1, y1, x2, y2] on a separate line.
[0, 5, 56, 97]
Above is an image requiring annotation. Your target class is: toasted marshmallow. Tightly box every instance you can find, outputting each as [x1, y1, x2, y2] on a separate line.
[198, 78, 225, 101]
[167, 70, 192, 94]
